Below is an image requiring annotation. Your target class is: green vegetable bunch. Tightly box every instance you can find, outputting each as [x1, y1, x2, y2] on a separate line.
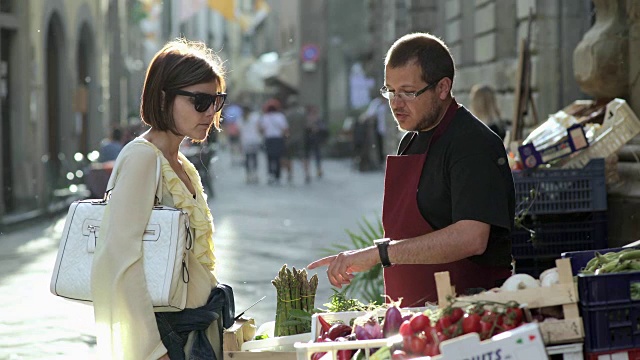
[272, 265, 318, 337]
[580, 248, 640, 275]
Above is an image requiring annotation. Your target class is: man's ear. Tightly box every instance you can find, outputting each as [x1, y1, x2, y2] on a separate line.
[437, 78, 452, 100]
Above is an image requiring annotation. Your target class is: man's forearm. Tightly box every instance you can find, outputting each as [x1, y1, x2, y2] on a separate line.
[385, 220, 490, 265]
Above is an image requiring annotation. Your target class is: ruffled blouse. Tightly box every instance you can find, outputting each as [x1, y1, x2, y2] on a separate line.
[157, 142, 216, 271]
[91, 138, 219, 360]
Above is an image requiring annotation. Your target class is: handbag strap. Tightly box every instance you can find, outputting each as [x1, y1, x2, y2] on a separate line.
[104, 149, 163, 205]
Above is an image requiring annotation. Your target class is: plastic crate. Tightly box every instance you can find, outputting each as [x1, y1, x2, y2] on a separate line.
[581, 303, 640, 353]
[562, 247, 640, 353]
[513, 158, 606, 215]
[585, 348, 640, 360]
[512, 211, 608, 258]
[512, 255, 558, 278]
[562, 247, 640, 306]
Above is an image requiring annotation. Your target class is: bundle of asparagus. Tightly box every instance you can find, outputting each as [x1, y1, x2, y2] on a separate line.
[272, 264, 319, 337]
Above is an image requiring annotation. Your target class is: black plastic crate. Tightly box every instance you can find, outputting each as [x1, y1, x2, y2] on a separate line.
[512, 211, 608, 258]
[581, 303, 640, 353]
[513, 158, 607, 215]
[512, 255, 557, 278]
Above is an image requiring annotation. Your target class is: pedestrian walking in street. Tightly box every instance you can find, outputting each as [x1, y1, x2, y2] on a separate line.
[239, 105, 262, 184]
[303, 104, 328, 182]
[91, 38, 232, 360]
[222, 103, 244, 166]
[259, 98, 289, 185]
[282, 95, 306, 184]
[308, 32, 514, 307]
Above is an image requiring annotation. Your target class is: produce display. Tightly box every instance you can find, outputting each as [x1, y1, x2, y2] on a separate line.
[310, 300, 528, 359]
[272, 265, 319, 336]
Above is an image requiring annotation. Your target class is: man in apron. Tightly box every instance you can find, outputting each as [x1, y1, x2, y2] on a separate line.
[308, 32, 514, 307]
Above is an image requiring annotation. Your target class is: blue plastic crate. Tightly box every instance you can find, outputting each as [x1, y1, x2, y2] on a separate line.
[513, 158, 607, 215]
[562, 247, 640, 352]
[513, 211, 608, 258]
[581, 303, 640, 353]
[562, 247, 640, 306]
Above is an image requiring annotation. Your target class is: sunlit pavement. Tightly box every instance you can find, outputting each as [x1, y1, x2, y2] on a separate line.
[0, 149, 385, 359]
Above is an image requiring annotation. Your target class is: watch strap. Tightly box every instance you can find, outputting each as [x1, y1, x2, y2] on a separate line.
[375, 238, 392, 268]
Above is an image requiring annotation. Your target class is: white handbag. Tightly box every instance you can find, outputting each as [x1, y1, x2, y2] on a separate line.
[50, 155, 192, 311]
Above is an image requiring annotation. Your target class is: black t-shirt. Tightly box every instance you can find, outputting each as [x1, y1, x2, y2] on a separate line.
[397, 105, 514, 267]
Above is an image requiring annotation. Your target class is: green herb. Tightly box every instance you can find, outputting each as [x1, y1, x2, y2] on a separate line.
[323, 288, 368, 313]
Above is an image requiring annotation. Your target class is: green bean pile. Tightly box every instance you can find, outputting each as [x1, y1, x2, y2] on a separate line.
[580, 248, 640, 275]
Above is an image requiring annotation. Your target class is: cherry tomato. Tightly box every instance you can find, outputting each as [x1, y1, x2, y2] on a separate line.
[402, 335, 412, 352]
[399, 320, 413, 337]
[506, 307, 524, 325]
[409, 335, 427, 355]
[482, 310, 503, 325]
[449, 307, 465, 323]
[439, 331, 450, 341]
[435, 316, 452, 332]
[423, 342, 439, 356]
[479, 320, 494, 339]
[410, 313, 431, 333]
[462, 313, 482, 334]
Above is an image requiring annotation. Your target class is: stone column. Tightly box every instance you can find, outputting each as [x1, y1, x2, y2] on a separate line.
[573, 0, 628, 99]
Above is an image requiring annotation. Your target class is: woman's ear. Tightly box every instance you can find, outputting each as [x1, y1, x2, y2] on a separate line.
[437, 78, 452, 100]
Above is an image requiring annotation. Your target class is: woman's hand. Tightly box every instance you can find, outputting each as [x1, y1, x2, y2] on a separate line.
[158, 354, 170, 360]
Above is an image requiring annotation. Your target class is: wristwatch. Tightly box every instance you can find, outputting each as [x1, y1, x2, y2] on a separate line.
[374, 238, 392, 268]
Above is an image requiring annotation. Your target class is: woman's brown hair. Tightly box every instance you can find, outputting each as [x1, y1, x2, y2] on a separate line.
[140, 38, 226, 135]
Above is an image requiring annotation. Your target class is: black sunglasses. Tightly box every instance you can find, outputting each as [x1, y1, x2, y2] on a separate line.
[170, 89, 227, 113]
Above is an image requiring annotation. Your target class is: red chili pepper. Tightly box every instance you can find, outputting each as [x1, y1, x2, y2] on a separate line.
[318, 315, 332, 334]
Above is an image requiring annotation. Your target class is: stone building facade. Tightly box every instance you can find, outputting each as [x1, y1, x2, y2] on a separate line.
[351, 0, 639, 246]
[0, 0, 145, 226]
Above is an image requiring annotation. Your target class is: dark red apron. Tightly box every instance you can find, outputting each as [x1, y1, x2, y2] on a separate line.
[382, 100, 511, 307]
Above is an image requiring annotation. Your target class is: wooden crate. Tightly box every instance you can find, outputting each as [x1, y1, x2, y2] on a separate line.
[223, 317, 257, 352]
[222, 317, 301, 360]
[434, 258, 584, 345]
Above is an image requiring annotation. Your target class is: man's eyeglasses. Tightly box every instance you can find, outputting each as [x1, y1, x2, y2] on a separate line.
[379, 81, 438, 101]
[170, 89, 227, 113]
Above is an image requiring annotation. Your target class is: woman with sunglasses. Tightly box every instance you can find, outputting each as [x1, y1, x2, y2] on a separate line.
[91, 38, 230, 360]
